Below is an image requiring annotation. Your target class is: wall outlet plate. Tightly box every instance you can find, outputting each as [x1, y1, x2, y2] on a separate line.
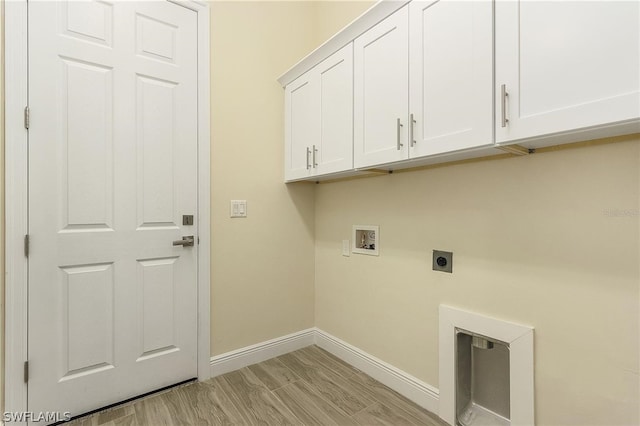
[342, 240, 350, 257]
[433, 250, 453, 273]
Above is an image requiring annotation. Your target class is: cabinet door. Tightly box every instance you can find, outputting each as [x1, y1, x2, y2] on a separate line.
[316, 44, 354, 176]
[354, 5, 409, 168]
[409, 0, 493, 158]
[496, 1, 640, 144]
[285, 74, 318, 181]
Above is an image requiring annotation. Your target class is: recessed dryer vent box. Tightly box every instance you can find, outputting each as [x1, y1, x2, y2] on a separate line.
[456, 330, 511, 426]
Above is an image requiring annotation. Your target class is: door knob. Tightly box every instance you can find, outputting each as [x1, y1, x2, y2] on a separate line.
[173, 236, 195, 247]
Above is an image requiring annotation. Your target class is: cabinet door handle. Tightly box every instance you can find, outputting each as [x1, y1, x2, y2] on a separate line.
[501, 84, 509, 128]
[306, 147, 311, 169]
[409, 113, 416, 147]
[397, 118, 404, 150]
[313, 145, 318, 168]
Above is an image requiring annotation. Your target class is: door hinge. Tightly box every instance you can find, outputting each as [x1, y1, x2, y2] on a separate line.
[24, 361, 29, 383]
[24, 106, 30, 130]
[24, 235, 29, 257]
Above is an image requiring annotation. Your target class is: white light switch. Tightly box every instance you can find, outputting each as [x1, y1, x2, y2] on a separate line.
[230, 200, 247, 218]
[342, 240, 350, 257]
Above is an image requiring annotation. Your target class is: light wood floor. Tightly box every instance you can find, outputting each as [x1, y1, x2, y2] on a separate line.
[69, 345, 447, 426]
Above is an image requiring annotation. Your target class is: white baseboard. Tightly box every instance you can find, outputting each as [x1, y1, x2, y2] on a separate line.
[210, 328, 316, 377]
[209, 328, 440, 417]
[314, 328, 440, 415]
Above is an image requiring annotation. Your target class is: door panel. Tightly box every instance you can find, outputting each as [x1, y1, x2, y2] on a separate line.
[316, 44, 353, 175]
[354, 5, 409, 168]
[409, 0, 493, 157]
[138, 257, 179, 357]
[62, 263, 115, 376]
[285, 76, 317, 181]
[62, 0, 113, 46]
[29, 0, 198, 417]
[137, 75, 179, 227]
[496, 1, 640, 143]
[62, 59, 114, 230]
[136, 13, 177, 63]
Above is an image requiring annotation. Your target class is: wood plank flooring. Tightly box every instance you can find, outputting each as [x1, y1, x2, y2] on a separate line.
[68, 345, 446, 426]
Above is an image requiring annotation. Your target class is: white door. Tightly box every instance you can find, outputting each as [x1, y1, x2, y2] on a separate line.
[28, 0, 199, 417]
[409, 0, 493, 158]
[495, 0, 640, 144]
[316, 43, 354, 176]
[285, 73, 317, 181]
[354, 5, 409, 169]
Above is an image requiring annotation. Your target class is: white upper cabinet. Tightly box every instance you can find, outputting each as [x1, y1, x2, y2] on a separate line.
[354, 1, 493, 169]
[285, 44, 353, 182]
[354, 5, 409, 169]
[281, 0, 640, 181]
[316, 44, 354, 176]
[495, 0, 640, 144]
[285, 73, 318, 181]
[409, 0, 493, 157]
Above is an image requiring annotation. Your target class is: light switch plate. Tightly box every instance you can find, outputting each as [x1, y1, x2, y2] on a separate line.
[230, 200, 247, 218]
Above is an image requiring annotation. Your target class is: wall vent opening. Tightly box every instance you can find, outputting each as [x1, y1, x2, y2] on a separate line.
[456, 329, 510, 426]
[439, 306, 534, 426]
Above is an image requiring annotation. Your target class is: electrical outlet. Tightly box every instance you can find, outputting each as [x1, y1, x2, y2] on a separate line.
[433, 250, 453, 273]
[342, 240, 350, 257]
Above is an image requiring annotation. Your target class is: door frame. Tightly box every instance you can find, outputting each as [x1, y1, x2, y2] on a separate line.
[4, 0, 211, 416]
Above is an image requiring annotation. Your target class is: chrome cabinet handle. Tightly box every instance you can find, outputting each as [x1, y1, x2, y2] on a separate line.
[409, 113, 416, 147]
[313, 145, 318, 168]
[396, 118, 404, 150]
[173, 236, 195, 247]
[501, 84, 509, 128]
[306, 147, 311, 169]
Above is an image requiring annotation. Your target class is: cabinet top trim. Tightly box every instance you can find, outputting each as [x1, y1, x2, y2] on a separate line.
[277, 0, 409, 87]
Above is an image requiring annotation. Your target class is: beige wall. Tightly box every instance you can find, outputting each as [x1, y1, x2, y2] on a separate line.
[312, 1, 374, 46]
[315, 136, 640, 425]
[209, 1, 319, 355]
[208, 0, 372, 357]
